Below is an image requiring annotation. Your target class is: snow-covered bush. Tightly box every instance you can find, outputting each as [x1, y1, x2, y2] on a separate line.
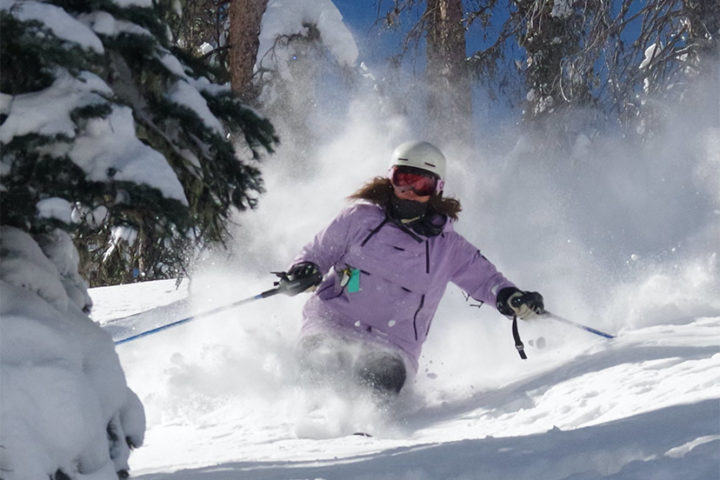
[0, 226, 145, 479]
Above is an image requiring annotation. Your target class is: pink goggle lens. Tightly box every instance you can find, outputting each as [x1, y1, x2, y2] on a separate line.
[390, 167, 438, 196]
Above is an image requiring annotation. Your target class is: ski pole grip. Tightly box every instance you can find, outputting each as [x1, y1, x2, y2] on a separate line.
[273, 264, 322, 296]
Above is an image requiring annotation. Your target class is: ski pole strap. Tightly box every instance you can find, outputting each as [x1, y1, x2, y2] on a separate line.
[512, 315, 527, 360]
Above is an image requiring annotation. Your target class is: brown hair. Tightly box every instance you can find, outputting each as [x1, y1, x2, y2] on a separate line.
[347, 177, 462, 221]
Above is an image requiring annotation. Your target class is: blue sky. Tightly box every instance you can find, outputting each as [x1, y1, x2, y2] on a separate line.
[332, 1, 411, 68]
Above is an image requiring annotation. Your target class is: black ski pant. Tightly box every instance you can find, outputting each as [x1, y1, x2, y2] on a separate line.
[298, 334, 407, 395]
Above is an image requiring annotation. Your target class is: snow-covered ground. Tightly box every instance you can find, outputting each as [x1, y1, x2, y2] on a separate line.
[94, 268, 720, 479]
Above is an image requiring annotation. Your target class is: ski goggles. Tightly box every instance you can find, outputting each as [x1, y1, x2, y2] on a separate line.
[389, 166, 442, 196]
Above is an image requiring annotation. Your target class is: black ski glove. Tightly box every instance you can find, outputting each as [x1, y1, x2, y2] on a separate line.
[497, 287, 544, 320]
[276, 261, 323, 296]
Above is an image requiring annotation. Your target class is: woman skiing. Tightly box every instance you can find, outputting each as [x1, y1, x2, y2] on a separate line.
[280, 141, 544, 395]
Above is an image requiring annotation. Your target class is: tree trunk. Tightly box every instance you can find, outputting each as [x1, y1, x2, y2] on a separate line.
[228, 0, 269, 101]
[683, 0, 720, 72]
[425, 0, 472, 143]
[514, 0, 588, 123]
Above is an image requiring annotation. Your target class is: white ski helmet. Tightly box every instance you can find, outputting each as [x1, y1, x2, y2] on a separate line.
[389, 141, 446, 180]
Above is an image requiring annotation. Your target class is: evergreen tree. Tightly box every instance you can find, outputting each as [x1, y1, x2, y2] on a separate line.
[156, 0, 232, 83]
[0, 0, 278, 286]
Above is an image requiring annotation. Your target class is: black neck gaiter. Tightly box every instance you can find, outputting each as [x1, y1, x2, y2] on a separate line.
[388, 196, 428, 221]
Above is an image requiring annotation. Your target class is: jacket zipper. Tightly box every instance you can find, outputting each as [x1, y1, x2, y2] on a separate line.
[413, 294, 425, 341]
[425, 240, 430, 274]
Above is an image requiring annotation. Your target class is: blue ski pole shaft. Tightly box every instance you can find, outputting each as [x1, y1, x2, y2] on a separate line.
[542, 311, 616, 339]
[114, 287, 281, 345]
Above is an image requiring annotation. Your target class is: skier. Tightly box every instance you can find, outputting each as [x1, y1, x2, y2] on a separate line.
[279, 141, 544, 396]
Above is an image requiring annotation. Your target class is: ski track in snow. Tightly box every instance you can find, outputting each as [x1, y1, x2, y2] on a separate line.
[94, 280, 720, 480]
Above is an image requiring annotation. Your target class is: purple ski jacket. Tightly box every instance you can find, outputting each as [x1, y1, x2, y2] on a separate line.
[294, 202, 515, 372]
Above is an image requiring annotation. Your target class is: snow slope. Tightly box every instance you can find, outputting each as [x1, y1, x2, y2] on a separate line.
[93, 273, 720, 479]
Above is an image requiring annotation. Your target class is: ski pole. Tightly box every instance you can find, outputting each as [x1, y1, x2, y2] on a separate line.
[541, 310, 616, 339]
[114, 287, 282, 345]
